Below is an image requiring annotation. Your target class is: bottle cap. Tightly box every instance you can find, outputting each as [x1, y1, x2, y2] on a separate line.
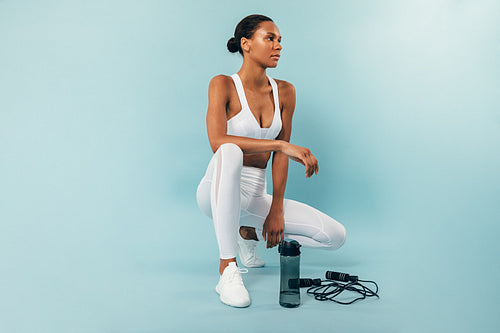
[278, 239, 301, 256]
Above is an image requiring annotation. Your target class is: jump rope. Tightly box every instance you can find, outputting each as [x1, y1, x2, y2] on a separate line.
[299, 270, 379, 304]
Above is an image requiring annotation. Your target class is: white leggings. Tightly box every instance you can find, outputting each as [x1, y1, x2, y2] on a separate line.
[196, 143, 347, 260]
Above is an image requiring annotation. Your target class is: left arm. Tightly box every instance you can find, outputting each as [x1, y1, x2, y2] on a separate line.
[262, 81, 296, 248]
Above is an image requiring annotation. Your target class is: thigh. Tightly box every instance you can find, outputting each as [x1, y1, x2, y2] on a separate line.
[282, 198, 329, 238]
[241, 194, 343, 241]
[282, 198, 345, 247]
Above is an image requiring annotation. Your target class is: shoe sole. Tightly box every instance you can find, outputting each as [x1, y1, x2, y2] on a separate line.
[215, 284, 251, 308]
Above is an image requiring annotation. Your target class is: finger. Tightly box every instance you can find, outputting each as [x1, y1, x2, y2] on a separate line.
[307, 162, 314, 178]
[308, 156, 316, 177]
[305, 153, 311, 171]
[312, 158, 318, 176]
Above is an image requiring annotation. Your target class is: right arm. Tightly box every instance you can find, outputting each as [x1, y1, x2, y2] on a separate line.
[206, 75, 317, 174]
[206, 75, 282, 154]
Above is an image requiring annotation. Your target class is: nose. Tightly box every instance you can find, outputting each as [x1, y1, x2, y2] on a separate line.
[275, 40, 282, 50]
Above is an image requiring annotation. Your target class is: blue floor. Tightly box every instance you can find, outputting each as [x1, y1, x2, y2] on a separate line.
[2, 197, 498, 332]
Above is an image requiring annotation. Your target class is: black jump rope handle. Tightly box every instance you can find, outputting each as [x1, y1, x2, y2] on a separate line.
[326, 271, 358, 282]
[298, 278, 322, 287]
[298, 271, 359, 288]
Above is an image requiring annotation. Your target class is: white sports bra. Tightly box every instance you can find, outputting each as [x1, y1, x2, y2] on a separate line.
[227, 73, 282, 140]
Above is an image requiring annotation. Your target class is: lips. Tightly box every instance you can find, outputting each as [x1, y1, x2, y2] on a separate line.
[271, 55, 280, 59]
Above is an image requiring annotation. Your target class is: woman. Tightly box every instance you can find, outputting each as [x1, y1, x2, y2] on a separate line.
[196, 14, 346, 308]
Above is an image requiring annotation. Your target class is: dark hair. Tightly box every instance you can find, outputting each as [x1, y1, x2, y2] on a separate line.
[227, 14, 274, 55]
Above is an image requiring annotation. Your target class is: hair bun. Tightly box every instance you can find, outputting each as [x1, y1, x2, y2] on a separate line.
[227, 37, 239, 53]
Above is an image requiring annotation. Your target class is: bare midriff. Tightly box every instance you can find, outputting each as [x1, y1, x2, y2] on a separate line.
[243, 152, 272, 169]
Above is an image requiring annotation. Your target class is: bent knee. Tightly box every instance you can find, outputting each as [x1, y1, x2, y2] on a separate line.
[215, 143, 243, 170]
[219, 143, 243, 159]
[315, 219, 346, 250]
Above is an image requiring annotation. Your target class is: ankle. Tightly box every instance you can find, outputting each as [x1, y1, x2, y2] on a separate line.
[219, 258, 237, 275]
[239, 226, 259, 241]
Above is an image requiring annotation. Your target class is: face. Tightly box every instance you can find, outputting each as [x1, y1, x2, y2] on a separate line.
[241, 21, 282, 68]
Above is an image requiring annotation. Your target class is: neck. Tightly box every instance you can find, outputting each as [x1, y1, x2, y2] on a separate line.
[237, 58, 269, 90]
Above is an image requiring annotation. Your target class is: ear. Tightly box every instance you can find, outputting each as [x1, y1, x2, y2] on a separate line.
[240, 37, 251, 53]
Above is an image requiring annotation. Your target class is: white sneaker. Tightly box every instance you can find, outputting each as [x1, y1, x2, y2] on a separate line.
[237, 232, 265, 268]
[215, 262, 251, 307]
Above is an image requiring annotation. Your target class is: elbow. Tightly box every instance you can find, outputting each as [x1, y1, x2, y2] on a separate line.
[209, 136, 227, 153]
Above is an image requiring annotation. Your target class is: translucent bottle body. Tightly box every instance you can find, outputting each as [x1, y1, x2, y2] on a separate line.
[279, 254, 300, 308]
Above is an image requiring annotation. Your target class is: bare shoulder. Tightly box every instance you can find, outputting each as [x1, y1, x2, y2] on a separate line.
[274, 78, 295, 99]
[274, 78, 296, 112]
[209, 74, 233, 90]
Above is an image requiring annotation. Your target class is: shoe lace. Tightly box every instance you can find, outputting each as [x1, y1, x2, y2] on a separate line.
[227, 266, 248, 286]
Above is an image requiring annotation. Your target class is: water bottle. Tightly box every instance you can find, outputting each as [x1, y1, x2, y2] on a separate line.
[278, 239, 301, 308]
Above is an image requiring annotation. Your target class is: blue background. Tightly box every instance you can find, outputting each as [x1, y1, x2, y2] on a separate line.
[1, 0, 499, 332]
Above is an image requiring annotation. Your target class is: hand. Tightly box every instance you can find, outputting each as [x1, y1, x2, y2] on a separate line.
[262, 209, 284, 248]
[280, 142, 319, 178]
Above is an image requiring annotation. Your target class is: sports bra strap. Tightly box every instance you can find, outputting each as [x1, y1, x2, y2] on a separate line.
[231, 73, 279, 114]
[230, 74, 250, 110]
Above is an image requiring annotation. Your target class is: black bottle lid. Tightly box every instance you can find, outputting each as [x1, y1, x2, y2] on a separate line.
[278, 239, 301, 256]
